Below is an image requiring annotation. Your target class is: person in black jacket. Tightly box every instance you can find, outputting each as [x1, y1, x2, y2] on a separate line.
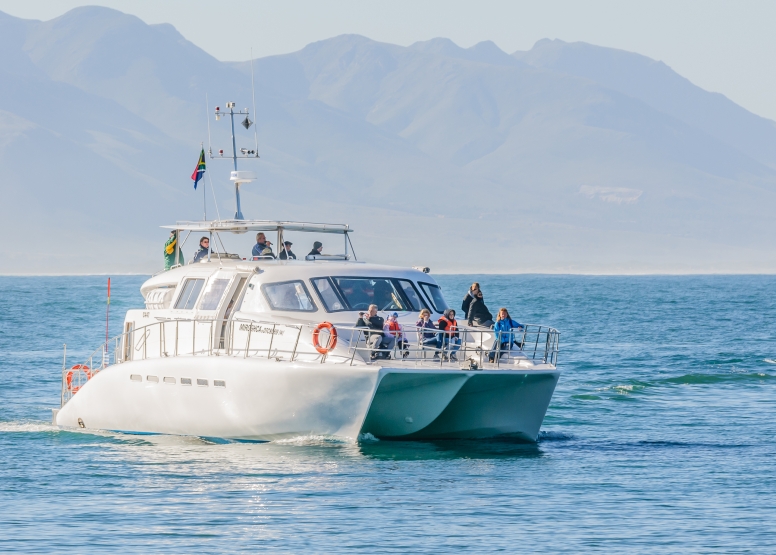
[355, 304, 395, 360]
[307, 241, 323, 257]
[467, 290, 494, 328]
[278, 241, 296, 260]
[461, 282, 480, 315]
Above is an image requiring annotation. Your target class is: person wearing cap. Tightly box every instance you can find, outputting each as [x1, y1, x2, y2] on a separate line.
[307, 241, 323, 257]
[384, 312, 410, 359]
[278, 240, 296, 260]
[252, 233, 274, 259]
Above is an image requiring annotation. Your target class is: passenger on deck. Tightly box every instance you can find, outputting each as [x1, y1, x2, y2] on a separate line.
[308, 241, 323, 257]
[252, 233, 274, 259]
[461, 282, 480, 315]
[488, 308, 524, 363]
[384, 312, 409, 359]
[356, 304, 395, 360]
[278, 241, 296, 260]
[164, 230, 184, 271]
[416, 308, 441, 358]
[467, 290, 494, 328]
[437, 308, 460, 362]
[191, 237, 212, 264]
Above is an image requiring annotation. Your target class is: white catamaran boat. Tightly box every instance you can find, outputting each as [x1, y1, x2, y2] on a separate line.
[53, 100, 561, 442]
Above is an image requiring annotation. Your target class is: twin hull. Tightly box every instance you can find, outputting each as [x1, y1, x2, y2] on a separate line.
[56, 358, 559, 442]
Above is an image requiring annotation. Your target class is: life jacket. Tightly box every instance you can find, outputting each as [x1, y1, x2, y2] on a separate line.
[438, 316, 457, 336]
[385, 320, 402, 337]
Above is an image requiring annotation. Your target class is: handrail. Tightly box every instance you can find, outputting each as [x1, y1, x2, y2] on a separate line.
[61, 317, 559, 406]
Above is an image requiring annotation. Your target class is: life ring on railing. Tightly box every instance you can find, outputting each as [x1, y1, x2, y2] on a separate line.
[312, 322, 338, 354]
[66, 364, 92, 394]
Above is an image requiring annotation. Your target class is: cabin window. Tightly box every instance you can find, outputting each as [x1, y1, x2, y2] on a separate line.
[331, 277, 414, 312]
[396, 280, 429, 311]
[311, 277, 347, 312]
[261, 281, 317, 312]
[174, 278, 205, 310]
[197, 278, 230, 311]
[419, 282, 449, 313]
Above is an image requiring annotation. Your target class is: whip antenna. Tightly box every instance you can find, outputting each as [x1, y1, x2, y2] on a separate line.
[205, 93, 221, 220]
[104, 277, 111, 368]
[250, 48, 259, 156]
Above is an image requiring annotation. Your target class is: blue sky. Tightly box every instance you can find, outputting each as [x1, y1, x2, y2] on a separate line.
[2, 0, 775, 121]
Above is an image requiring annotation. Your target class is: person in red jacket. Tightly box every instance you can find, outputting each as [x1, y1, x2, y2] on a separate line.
[384, 312, 410, 359]
[437, 308, 461, 361]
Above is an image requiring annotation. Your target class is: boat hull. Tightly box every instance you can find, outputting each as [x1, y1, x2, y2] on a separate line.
[56, 358, 559, 442]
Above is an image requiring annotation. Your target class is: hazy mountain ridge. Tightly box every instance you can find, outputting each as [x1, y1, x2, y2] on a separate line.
[0, 6, 774, 274]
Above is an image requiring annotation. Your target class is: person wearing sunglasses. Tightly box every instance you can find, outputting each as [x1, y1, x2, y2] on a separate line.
[191, 236, 212, 263]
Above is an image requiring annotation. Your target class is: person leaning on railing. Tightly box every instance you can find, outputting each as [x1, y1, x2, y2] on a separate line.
[488, 308, 524, 363]
[437, 308, 460, 362]
[356, 304, 395, 360]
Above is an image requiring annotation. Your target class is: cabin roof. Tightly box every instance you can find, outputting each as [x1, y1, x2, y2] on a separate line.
[142, 259, 434, 294]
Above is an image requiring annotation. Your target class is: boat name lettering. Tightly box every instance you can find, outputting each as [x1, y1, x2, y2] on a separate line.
[239, 323, 284, 335]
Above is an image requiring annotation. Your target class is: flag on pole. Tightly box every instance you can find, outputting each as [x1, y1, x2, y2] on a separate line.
[191, 148, 206, 189]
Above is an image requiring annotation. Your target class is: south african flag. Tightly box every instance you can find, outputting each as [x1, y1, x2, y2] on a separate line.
[191, 148, 206, 189]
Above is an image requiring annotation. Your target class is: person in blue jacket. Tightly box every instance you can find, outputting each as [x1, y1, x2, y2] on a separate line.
[488, 307, 524, 363]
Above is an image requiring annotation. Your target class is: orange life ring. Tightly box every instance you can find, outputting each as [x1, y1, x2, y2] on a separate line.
[66, 364, 92, 394]
[312, 322, 338, 354]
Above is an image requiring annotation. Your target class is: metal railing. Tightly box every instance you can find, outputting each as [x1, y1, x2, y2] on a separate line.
[61, 318, 559, 406]
[343, 324, 559, 368]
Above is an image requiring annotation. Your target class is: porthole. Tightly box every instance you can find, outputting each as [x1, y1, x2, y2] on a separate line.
[163, 377, 176, 384]
[197, 379, 208, 386]
[214, 380, 226, 388]
[147, 375, 159, 383]
[181, 378, 192, 385]
[130, 374, 142, 382]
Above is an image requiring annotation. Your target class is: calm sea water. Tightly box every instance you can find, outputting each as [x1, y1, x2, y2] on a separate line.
[1, 275, 775, 553]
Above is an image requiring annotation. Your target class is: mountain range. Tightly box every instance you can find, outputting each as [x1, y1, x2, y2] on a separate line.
[1, 6, 774, 274]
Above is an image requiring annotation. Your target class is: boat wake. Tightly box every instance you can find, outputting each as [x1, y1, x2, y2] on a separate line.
[274, 434, 351, 445]
[0, 420, 57, 433]
[538, 430, 573, 442]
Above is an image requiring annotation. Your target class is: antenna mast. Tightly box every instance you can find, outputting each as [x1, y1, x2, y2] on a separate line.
[212, 98, 259, 221]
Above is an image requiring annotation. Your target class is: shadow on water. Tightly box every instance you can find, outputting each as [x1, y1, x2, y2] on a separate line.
[357, 437, 544, 461]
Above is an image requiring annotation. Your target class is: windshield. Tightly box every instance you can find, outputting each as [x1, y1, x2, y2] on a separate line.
[419, 282, 449, 313]
[332, 277, 415, 312]
[311, 277, 346, 312]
